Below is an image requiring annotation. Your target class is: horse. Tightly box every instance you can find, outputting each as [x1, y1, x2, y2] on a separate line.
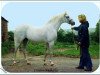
[13, 12, 75, 66]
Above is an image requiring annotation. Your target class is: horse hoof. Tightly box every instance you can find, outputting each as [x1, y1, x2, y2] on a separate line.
[12, 61, 17, 65]
[50, 63, 54, 66]
[44, 63, 47, 66]
[27, 62, 31, 65]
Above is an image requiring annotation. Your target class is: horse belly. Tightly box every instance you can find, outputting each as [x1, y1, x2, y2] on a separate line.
[26, 30, 46, 42]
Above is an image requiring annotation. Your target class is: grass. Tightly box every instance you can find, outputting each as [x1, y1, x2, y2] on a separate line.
[89, 44, 99, 58]
[26, 41, 45, 56]
[26, 41, 99, 58]
[53, 44, 99, 58]
[2, 40, 99, 58]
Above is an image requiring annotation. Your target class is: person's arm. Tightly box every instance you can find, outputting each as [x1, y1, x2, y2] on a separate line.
[71, 26, 80, 31]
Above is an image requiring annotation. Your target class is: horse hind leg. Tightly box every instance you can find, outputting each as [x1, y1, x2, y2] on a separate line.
[22, 38, 30, 65]
[13, 41, 21, 65]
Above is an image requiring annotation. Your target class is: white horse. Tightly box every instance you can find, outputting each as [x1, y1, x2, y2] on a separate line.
[13, 12, 75, 65]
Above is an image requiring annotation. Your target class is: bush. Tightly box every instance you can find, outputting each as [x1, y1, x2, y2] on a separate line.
[2, 31, 14, 55]
[94, 19, 99, 43]
[2, 40, 14, 55]
[26, 41, 45, 56]
[57, 28, 75, 44]
[2, 46, 8, 56]
[8, 31, 14, 41]
[90, 19, 99, 44]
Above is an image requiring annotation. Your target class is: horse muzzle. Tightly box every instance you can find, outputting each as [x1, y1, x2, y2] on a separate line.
[69, 19, 75, 25]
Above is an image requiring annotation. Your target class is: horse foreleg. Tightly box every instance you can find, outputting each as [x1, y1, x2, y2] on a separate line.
[44, 43, 49, 65]
[49, 51, 54, 66]
[44, 51, 48, 65]
[48, 41, 54, 66]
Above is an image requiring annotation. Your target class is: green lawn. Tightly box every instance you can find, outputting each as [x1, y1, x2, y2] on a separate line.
[26, 42, 99, 59]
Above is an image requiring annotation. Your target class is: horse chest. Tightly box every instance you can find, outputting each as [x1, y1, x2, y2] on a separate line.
[46, 30, 57, 42]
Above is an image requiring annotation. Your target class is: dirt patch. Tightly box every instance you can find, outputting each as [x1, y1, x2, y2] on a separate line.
[1, 53, 99, 73]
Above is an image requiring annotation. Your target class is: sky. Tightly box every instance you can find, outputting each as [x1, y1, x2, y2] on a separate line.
[1, 2, 100, 31]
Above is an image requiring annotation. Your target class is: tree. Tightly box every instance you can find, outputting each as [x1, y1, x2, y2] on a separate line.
[94, 19, 100, 43]
[8, 31, 14, 41]
[90, 19, 100, 43]
[57, 28, 65, 42]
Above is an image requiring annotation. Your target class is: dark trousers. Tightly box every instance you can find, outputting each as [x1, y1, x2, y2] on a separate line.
[79, 46, 92, 69]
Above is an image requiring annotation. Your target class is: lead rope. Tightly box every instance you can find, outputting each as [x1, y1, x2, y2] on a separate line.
[71, 26, 76, 49]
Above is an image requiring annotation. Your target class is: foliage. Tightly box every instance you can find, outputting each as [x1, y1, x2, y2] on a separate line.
[26, 42, 99, 58]
[26, 41, 45, 56]
[90, 19, 100, 43]
[2, 40, 14, 55]
[2, 31, 14, 55]
[8, 31, 14, 41]
[94, 19, 100, 43]
[57, 28, 75, 44]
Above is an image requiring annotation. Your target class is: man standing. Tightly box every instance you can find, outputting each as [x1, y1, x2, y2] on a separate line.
[72, 14, 92, 71]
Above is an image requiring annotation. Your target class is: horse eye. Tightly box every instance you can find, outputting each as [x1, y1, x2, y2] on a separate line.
[66, 16, 69, 18]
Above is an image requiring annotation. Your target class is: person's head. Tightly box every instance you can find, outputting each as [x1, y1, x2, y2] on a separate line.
[78, 14, 87, 23]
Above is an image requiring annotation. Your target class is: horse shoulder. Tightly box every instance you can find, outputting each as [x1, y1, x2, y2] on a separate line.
[45, 27, 57, 42]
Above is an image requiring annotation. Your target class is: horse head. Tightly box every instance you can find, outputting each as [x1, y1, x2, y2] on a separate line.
[62, 12, 75, 26]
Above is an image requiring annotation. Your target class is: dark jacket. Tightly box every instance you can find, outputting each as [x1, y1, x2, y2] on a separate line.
[73, 21, 90, 47]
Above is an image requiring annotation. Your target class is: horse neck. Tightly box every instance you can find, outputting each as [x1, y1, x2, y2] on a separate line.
[54, 20, 63, 31]
[46, 18, 63, 31]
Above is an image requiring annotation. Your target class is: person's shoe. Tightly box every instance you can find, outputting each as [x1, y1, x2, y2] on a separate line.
[84, 68, 92, 71]
[76, 66, 84, 69]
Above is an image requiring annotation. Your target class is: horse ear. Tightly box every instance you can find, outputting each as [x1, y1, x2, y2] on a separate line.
[64, 11, 67, 16]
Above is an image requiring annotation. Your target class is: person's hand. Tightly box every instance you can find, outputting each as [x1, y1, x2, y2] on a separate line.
[71, 27, 74, 30]
[78, 42, 81, 45]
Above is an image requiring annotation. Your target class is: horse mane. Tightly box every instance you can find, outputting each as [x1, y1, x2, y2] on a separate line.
[47, 13, 63, 24]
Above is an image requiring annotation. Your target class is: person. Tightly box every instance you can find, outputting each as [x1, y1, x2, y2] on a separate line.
[72, 14, 93, 71]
